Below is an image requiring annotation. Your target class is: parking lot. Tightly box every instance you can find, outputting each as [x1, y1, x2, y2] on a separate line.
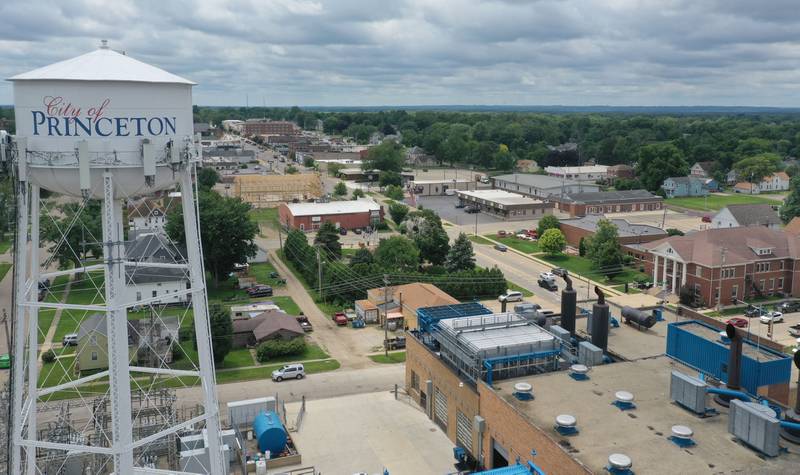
[411, 195, 504, 227]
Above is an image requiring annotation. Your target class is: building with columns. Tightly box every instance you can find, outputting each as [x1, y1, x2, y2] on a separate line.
[642, 227, 800, 307]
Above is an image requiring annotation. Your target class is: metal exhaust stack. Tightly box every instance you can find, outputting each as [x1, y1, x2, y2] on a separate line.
[591, 286, 609, 352]
[557, 269, 576, 337]
[714, 323, 743, 407]
[780, 351, 800, 443]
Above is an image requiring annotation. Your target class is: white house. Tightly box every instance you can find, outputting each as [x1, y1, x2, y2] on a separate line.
[733, 172, 790, 194]
[128, 199, 167, 232]
[125, 266, 189, 305]
[711, 204, 781, 230]
[689, 162, 714, 178]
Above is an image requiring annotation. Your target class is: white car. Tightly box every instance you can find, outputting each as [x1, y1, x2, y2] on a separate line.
[760, 312, 783, 324]
[271, 363, 305, 381]
[499, 290, 523, 303]
[538, 272, 556, 282]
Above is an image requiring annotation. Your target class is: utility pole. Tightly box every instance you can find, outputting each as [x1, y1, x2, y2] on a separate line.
[384, 274, 389, 357]
[316, 246, 323, 300]
[278, 221, 283, 251]
[1, 309, 9, 353]
[474, 211, 478, 236]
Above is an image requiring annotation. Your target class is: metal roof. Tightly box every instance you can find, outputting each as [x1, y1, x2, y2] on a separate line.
[8, 46, 195, 85]
[285, 198, 381, 217]
[456, 189, 543, 206]
[492, 173, 583, 189]
[437, 313, 555, 353]
[416, 302, 491, 333]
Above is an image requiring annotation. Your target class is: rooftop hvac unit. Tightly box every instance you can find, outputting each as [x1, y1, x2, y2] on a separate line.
[669, 371, 709, 416]
[728, 400, 780, 457]
[578, 341, 603, 367]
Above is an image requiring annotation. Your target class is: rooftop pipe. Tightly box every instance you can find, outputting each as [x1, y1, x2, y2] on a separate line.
[714, 323, 743, 407]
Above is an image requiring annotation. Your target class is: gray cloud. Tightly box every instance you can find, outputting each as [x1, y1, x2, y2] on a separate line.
[1, 0, 800, 106]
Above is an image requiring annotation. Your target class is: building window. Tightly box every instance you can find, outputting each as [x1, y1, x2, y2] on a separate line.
[756, 262, 770, 273]
[721, 268, 735, 279]
[411, 371, 419, 391]
[759, 279, 765, 291]
[769, 278, 775, 291]
[91, 352, 98, 361]
[780, 261, 785, 270]
[778, 278, 784, 289]
[152, 290, 157, 298]
[731, 285, 738, 300]
[695, 266, 702, 277]
[136, 291, 141, 301]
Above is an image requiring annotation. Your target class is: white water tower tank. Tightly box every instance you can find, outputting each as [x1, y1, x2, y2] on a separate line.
[9, 41, 196, 198]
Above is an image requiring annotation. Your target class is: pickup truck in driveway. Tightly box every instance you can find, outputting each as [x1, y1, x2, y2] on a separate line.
[333, 312, 348, 326]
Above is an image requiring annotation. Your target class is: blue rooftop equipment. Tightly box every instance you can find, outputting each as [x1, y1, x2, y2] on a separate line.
[417, 302, 492, 333]
[253, 411, 287, 456]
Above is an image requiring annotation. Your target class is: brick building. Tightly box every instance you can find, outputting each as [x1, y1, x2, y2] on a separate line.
[243, 119, 298, 136]
[358, 282, 459, 328]
[455, 189, 552, 220]
[642, 227, 800, 306]
[553, 189, 663, 217]
[278, 198, 383, 232]
[558, 215, 666, 249]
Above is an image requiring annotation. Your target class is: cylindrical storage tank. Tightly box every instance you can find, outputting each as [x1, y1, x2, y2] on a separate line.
[253, 411, 287, 456]
[9, 43, 196, 198]
[621, 306, 656, 328]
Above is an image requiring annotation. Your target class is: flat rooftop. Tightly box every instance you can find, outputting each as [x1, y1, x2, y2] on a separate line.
[411, 179, 473, 184]
[456, 189, 543, 206]
[561, 215, 666, 238]
[285, 198, 380, 216]
[495, 356, 800, 474]
[437, 313, 555, 354]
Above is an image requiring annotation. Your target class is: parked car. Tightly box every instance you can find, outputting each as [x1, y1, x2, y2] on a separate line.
[538, 279, 558, 291]
[63, 333, 78, 347]
[760, 311, 784, 324]
[271, 363, 305, 382]
[494, 244, 507, 252]
[353, 228, 363, 235]
[384, 336, 406, 350]
[498, 290, 523, 303]
[247, 285, 273, 298]
[788, 324, 800, 337]
[464, 206, 480, 214]
[526, 230, 538, 239]
[333, 312, 348, 326]
[516, 233, 528, 239]
[777, 300, 800, 313]
[455, 202, 466, 209]
[345, 309, 357, 321]
[498, 230, 507, 237]
[296, 315, 313, 332]
[339, 227, 348, 235]
[539, 272, 556, 282]
[726, 317, 749, 328]
[745, 305, 767, 318]
[0, 354, 10, 369]
[702, 215, 712, 223]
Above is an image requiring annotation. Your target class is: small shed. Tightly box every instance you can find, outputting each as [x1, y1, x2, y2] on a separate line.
[355, 299, 380, 323]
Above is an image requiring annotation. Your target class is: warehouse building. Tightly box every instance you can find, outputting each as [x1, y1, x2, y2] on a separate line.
[455, 189, 552, 220]
[491, 173, 599, 199]
[410, 179, 477, 196]
[544, 165, 609, 183]
[554, 189, 663, 217]
[278, 198, 383, 232]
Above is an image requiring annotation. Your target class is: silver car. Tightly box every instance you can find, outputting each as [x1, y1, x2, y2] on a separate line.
[271, 363, 305, 382]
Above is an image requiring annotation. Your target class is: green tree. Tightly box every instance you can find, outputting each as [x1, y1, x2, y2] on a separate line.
[350, 247, 374, 265]
[781, 175, 800, 223]
[379, 171, 402, 187]
[313, 221, 342, 259]
[636, 143, 689, 192]
[666, 228, 685, 236]
[303, 156, 315, 168]
[197, 304, 232, 365]
[352, 188, 366, 199]
[406, 209, 450, 265]
[285, 165, 299, 174]
[385, 185, 404, 200]
[41, 200, 103, 270]
[585, 219, 623, 277]
[537, 214, 560, 237]
[733, 153, 781, 184]
[197, 167, 220, 191]
[539, 228, 566, 256]
[578, 237, 587, 257]
[333, 181, 347, 197]
[613, 178, 641, 191]
[374, 236, 419, 271]
[362, 141, 405, 172]
[445, 233, 475, 272]
[166, 191, 258, 284]
[388, 202, 409, 223]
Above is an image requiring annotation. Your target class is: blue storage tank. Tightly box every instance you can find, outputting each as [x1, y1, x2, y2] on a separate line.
[253, 411, 287, 456]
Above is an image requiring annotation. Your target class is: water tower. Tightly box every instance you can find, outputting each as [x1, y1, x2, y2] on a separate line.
[5, 42, 223, 474]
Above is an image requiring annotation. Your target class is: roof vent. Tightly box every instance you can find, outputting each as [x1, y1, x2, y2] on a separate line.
[554, 414, 578, 436]
[606, 453, 633, 474]
[100, 39, 109, 49]
[569, 363, 590, 381]
[513, 382, 534, 401]
[669, 425, 695, 447]
[612, 390, 636, 411]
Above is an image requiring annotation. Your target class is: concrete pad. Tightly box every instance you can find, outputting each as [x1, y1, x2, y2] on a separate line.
[281, 391, 456, 475]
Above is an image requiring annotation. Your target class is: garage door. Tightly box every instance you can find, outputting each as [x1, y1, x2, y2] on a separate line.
[433, 387, 448, 431]
[456, 411, 473, 450]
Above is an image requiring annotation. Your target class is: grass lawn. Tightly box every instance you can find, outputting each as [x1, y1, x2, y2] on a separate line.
[611, 284, 642, 294]
[0, 263, 11, 282]
[53, 272, 106, 342]
[215, 359, 340, 384]
[276, 251, 345, 316]
[256, 342, 330, 365]
[0, 240, 11, 254]
[37, 310, 57, 344]
[369, 351, 406, 364]
[272, 296, 301, 315]
[469, 235, 493, 245]
[487, 235, 540, 254]
[539, 254, 649, 286]
[249, 261, 287, 288]
[666, 194, 777, 212]
[220, 348, 255, 369]
[249, 207, 280, 229]
[506, 281, 533, 297]
[38, 355, 78, 388]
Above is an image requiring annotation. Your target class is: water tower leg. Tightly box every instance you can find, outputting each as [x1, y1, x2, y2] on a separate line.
[102, 173, 134, 472]
[180, 164, 224, 474]
[10, 180, 29, 475]
[25, 184, 40, 475]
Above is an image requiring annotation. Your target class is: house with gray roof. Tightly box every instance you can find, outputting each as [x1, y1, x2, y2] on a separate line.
[232, 310, 305, 348]
[712, 204, 781, 230]
[661, 176, 708, 198]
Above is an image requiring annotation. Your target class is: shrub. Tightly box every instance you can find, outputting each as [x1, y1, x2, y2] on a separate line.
[42, 349, 56, 363]
[178, 327, 194, 342]
[384, 185, 404, 200]
[375, 221, 389, 231]
[256, 337, 307, 362]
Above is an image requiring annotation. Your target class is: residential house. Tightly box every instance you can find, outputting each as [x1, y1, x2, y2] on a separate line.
[358, 283, 459, 329]
[702, 178, 721, 192]
[662, 177, 708, 198]
[690, 161, 715, 178]
[712, 204, 781, 230]
[76, 314, 179, 372]
[784, 217, 800, 236]
[230, 302, 282, 320]
[734, 172, 790, 194]
[643, 227, 800, 306]
[405, 146, 436, 167]
[726, 169, 739, 185]
[125, 233, 184, 264]
[231, 310, 305, 348]
[128, 199, 168, 233]
[125, 266, 190, 305]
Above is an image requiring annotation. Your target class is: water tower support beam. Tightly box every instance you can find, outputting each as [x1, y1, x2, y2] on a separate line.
[180, 163, 224, 474]
[102, 172, 135, 472]
[10, 178, 29, 475]
[25, 184, 40, 475]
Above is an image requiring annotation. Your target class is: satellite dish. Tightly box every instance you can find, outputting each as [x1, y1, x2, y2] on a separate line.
[725, 322, 737, 340]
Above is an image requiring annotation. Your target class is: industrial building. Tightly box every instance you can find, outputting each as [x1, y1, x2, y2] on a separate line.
[455, 189, 552, 220]
[410, 179, 477, 196]
[215, 173, 323, 208]
[490, 173, 600, 199]
[558, 215, 667, 248]
[544, 165, 609, 182]
[405, 282, 799, 474]
[553, 189, 663, 217]
[357, 282, 459, 328]
[278, 198, 383, 231]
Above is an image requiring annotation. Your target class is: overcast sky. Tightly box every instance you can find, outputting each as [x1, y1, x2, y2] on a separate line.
[2, 0, 800, 107]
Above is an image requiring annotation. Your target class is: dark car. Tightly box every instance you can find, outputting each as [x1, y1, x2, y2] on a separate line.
[465, 206, 480, 214]
[538, 279, 558, 291]
[777, 300, 800, 313]
[353, 228, 363, 234]
[745, 305, 766, 318]
[339, 227, 347, 235]
[455, 202, 466, 209]
[494, 244, 508, 252]
[247, 285, 273, 298]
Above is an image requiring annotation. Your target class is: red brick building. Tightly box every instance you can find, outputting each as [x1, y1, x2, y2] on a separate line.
[554, 190, 663, 217]
[559, 215, 667, 248]
[642, 227, 800, 306]
[243, 120, 298, 136]
[278, 198, 383, 231]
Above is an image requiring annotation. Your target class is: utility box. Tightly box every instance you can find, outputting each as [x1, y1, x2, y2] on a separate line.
[728, 400, 780, 457]
[578, 341, 603, 367]
[669, 371, 708, 415]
